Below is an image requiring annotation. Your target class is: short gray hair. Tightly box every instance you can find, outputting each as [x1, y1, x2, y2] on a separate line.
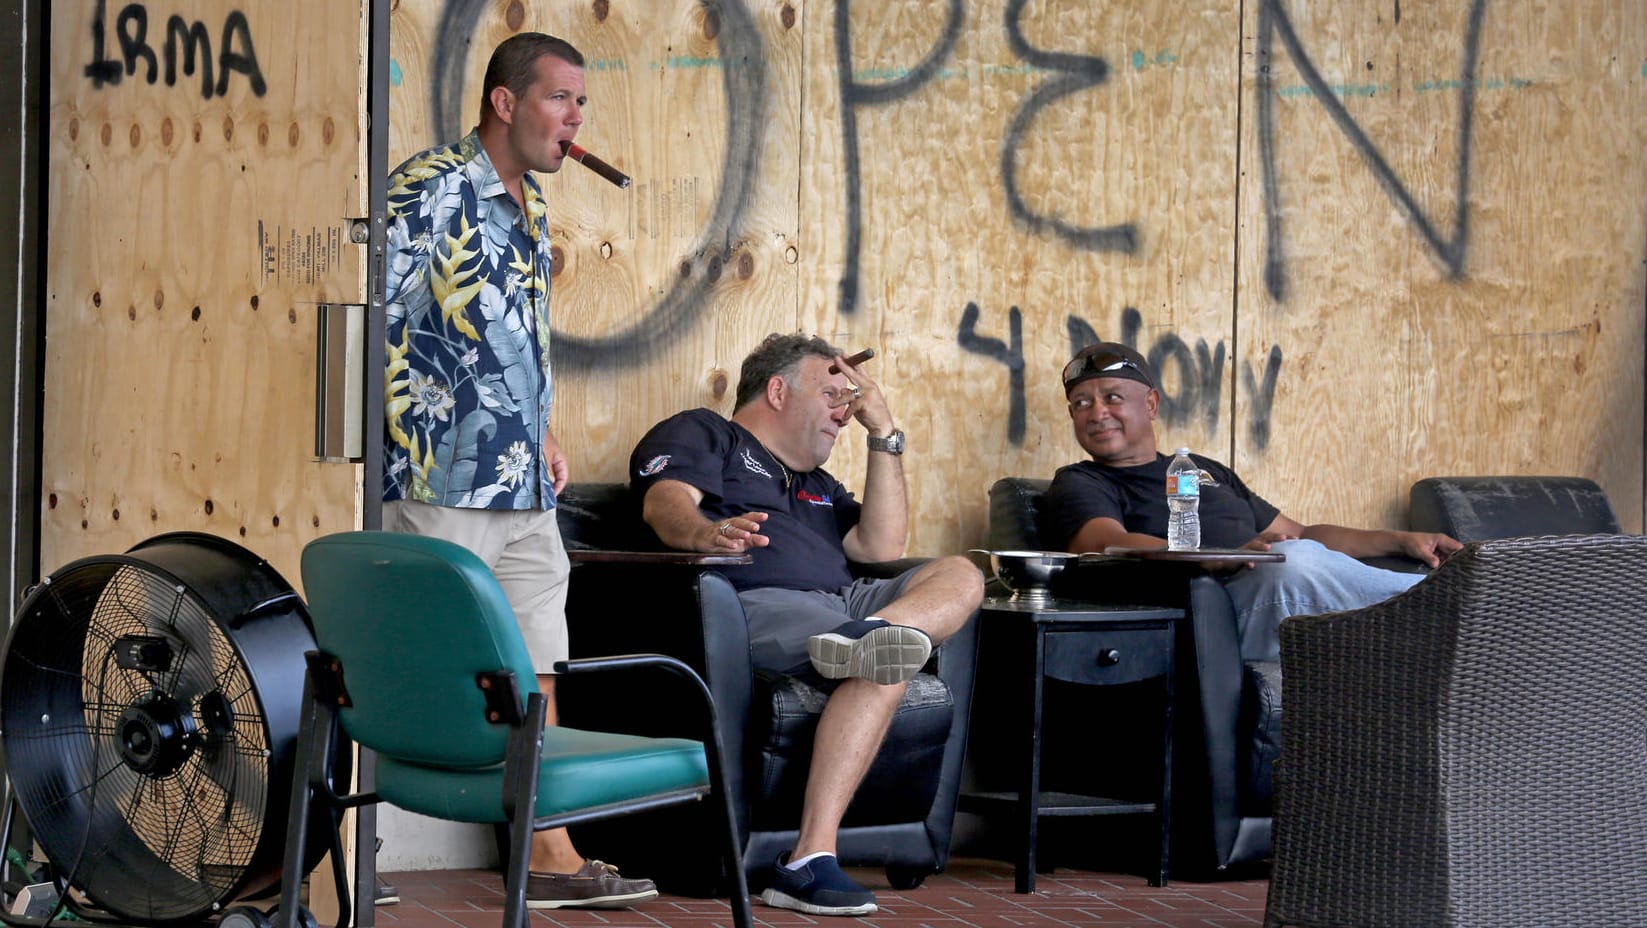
[734, 333, 842, 411]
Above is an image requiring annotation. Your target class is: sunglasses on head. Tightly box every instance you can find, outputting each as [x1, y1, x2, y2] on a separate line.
[1062, 351, 1144, 384]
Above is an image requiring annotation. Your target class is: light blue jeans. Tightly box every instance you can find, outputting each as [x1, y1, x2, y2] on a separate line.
[1220, 539, 1423, 662]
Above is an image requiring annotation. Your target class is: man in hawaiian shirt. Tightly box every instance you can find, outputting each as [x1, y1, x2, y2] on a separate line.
[382, 33, 655, 910]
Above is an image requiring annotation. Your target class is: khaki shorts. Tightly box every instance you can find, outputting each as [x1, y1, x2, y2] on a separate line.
[382, 500, 570, 675]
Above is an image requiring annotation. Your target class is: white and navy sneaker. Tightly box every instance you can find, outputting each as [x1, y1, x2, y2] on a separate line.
[760, 853, 878, 916]
[806, 621, 932, 685]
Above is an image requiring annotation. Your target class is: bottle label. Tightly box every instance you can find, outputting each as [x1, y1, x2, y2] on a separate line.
[1168, 472, 1199, 497]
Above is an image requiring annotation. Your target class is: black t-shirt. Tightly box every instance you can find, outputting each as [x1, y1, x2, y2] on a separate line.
[1040, 453, 1281, 551]
[629, 408, 862, 592]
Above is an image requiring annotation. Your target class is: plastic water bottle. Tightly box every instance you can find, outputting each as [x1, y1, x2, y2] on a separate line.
[1167, 447, 1201, 551]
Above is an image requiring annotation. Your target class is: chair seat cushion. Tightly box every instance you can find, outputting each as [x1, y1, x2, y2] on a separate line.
[748, 670, 954, 828]
[376, 726, 708, 823]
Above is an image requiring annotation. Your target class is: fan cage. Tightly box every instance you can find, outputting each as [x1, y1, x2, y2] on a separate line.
[1, 535, 324, 925]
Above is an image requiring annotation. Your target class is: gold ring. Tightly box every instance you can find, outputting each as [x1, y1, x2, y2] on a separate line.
[718, 520, 734, 537]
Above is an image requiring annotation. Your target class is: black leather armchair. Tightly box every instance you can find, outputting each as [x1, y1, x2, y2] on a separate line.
[553, 483, 980, 895]
[984, 473, 1622, 878]
[984, 477, 1277, 876]
[1409, 475, 1620, 540]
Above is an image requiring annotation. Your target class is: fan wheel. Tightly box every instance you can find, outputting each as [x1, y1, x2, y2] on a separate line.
[0, 533, 341, 925]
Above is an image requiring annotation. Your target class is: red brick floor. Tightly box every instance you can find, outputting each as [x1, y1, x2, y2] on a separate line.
[371, 858, 1268, 928]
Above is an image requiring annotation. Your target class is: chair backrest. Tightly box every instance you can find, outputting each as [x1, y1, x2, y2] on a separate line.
[986, 478, 1052, 550]
[1272, 533, 1647, 925]
[300, 531, 540, 768]
[1409, 475, 1620, 542]
[1440, 534, 1647, 914]
[554, 482, 660, 550]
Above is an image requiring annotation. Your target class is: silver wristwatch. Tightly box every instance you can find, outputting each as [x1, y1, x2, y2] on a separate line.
[866, 429, 905, 455]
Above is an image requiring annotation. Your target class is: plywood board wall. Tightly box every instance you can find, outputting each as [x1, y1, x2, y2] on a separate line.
[797, 0, 1242, 552]
[1235, 0, 1647, 530]
[382, 0, 1646, 555]
[43, 1, 368, 582]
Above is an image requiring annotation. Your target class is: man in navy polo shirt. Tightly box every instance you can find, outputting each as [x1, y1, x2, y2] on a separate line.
[630, 333, 982, 918]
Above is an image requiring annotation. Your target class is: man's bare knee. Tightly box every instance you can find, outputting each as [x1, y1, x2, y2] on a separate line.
[909, 555, 984, 598]
[887, 556, 983, 642]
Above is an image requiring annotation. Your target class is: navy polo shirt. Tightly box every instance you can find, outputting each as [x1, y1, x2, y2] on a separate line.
[630, 408, 862, 592]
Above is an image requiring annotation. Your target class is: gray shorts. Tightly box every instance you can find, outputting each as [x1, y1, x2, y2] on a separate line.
[737, 570, 920, 675]
[383, 500, 571, 675]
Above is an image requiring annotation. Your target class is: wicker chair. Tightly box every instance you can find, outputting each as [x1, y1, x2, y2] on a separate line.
[1264, 533, 1647, 928]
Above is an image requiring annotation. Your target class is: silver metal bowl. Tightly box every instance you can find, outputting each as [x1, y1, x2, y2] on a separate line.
[974, 549, 1077, 605]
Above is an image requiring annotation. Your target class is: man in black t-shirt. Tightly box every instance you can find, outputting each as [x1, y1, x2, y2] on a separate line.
[630, 333, 982, 918]
[1042, 341, 1459, 660]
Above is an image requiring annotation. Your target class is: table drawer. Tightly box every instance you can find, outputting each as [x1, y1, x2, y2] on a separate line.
[1042, 627, 1171, 686]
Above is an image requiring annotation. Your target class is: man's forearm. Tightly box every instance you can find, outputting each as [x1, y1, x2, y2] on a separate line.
[1067, 519, 1163, 554]
[1300, 523, 1402, 558]
[849, 437, 908, 561]
[641, 480, 714, 551]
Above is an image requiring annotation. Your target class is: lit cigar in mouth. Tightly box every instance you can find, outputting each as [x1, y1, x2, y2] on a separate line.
[828, 348, 876, 374]
[558, 140, 631, 189]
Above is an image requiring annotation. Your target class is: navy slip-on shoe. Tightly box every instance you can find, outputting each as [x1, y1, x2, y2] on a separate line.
[760, 853, 878, 916]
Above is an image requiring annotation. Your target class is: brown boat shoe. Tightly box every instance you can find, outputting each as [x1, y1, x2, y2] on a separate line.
[525, 859, 658, 909]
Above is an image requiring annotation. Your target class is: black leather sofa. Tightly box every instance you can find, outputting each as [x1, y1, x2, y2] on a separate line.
[983, 473, 1621, 877]
[551, 483, 980, 895]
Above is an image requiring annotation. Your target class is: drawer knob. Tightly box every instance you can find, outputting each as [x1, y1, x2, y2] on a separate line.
[1097, 648, 1121, 666]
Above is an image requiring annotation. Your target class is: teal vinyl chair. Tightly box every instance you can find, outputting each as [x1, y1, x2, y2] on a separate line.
[278, 531, 750, 928]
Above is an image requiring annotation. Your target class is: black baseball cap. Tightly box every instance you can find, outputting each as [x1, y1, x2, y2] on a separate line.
[1061, 342, 1155, 394]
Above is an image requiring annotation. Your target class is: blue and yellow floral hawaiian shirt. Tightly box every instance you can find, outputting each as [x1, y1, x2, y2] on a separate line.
[382, 131, 556, 510]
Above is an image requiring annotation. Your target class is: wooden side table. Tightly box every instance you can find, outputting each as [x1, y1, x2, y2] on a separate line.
[962, 598, 1185, 891]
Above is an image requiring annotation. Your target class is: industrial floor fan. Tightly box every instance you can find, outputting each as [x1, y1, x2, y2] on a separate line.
[0, 533, 341, 927]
